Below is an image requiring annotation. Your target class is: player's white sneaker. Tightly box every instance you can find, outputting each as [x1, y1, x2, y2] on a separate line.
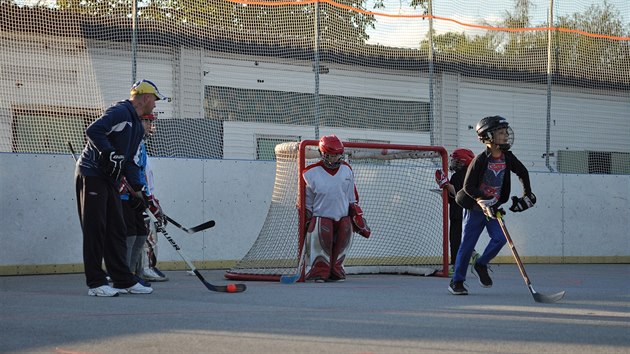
[115, 282, 153, 294]
[142, 268, 168, 282]
[87, 285, 119, 297]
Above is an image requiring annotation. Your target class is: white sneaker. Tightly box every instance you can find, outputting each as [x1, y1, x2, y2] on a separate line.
[142, 268, 168, 282]
[126, 282, 153, 294]
[87, 285, 119, 297]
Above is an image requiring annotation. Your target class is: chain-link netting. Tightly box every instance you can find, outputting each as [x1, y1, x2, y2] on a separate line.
[1, 0, 628, 174]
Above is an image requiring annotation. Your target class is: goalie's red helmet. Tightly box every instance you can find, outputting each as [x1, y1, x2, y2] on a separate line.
[319, 135, 344, 169]
[319, 135, 344, 155]
[451, 148, 474, 166]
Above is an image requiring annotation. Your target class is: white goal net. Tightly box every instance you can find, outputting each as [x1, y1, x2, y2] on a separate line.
[225, 141, 449, 281]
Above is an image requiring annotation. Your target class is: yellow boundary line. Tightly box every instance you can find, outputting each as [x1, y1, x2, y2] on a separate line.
[1, 257, 627, 276]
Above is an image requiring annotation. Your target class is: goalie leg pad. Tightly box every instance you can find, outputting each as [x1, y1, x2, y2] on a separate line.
[305, 217, 334, 282]
[330, 216, 353, 281]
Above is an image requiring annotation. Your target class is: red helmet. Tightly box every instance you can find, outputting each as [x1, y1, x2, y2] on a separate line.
[449, 148, 475, 171]
[319, 135, 344, 168]
[319, 135, 344, 155]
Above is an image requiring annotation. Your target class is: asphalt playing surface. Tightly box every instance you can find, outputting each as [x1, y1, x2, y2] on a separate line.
[1, 264, 628, 353]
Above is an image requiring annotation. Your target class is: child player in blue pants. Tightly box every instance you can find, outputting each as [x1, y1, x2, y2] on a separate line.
[449, 115, 537, 295]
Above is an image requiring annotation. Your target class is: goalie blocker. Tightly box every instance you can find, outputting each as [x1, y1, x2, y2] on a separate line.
[349, 203, 370, 238]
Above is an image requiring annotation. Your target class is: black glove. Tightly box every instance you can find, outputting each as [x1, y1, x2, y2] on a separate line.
[510, 193, 537, 212]
[98, 150, 125, 180]
[129, 186, 149, 212]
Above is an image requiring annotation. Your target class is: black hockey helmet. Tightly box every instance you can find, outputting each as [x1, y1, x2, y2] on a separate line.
[476, 115, 514, 151]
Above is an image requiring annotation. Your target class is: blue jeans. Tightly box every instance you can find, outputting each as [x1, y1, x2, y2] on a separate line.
[452, 209, 507, 282]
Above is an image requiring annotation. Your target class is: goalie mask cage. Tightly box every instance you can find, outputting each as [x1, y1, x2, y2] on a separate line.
[225, 140, 449, 282]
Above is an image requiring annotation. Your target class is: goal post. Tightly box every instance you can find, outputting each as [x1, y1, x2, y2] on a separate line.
[225, 140, 449, 281]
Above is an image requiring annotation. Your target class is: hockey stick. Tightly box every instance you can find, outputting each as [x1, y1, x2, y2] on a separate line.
[163, 214, 215, 234]
[148, 212, 246, 293]
[68, 141, 79, 161]
[70, 142, 245, 293]
[279, 235, 307, 284]
[496, 212, 565, 303]
[70, 142, 215, 234]
[130, 184, 246, 293]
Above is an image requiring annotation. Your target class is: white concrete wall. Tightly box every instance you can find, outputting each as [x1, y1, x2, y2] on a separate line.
[1, 153, 628, 271]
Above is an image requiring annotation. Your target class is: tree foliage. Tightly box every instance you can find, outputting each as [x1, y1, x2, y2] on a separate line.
[54, 0, 377, 44]
[419, 0, 629, 80]
[554, 1, 630, 77]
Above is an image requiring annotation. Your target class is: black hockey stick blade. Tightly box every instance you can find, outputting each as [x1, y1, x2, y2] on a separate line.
[191, 269, 247, 293]
[145, 211, 245, 293]
[532, 288, 566, 304]
[164, 215, 215, 234]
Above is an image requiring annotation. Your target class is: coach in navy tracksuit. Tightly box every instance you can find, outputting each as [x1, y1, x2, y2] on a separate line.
[75, 80, 167, 297]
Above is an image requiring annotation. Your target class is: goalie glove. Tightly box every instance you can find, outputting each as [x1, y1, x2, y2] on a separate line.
[435, 169, 449, 189]
[477, 196, 498, 219]
[349, 203, 371, 238]
[509, 193, 537, 213]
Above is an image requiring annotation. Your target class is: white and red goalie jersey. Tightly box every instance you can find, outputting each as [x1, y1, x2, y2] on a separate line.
[303, 161, 370, 238]
[303, 161, 357, 221]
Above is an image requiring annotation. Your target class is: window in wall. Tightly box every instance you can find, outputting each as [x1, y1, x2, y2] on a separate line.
[256, 135, 301, 161]
[205, 86, 429, 132]
[557, 150, 630, 174]
[11, 105, 99, 154]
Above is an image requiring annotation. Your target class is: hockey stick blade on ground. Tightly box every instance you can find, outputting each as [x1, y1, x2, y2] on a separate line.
[149, 211, 246, 293]
[497, 212, 565, 303]
[122, 182, 245, 293]
[280, 237, 307, 284]
[164, 215, 215, 234]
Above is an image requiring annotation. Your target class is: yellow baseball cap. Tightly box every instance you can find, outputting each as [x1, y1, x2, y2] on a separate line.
[130, 79, 169, 101]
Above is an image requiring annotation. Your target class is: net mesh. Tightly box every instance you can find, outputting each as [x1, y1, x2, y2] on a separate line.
[225, 141, 448, 280]
[1, 0, 628, 175]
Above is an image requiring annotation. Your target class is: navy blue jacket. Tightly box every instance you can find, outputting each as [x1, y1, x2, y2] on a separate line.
[77, 100, 145, 187]
[456, 148, 532, 211]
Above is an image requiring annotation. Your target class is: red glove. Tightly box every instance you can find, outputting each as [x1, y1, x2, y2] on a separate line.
[435, 169, 449, 189]
[148, 195, 162, 216]
[349, 203, 371, 238]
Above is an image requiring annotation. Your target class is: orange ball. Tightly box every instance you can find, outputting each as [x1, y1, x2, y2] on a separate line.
[226, 284, 237, 293]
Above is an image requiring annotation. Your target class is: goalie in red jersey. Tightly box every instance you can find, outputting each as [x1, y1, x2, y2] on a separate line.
[435, 147, 476, 273]
[302, 135, 370, 282]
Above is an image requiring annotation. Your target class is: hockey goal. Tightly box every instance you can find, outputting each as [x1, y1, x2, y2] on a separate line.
[225, 140, 449, 281]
